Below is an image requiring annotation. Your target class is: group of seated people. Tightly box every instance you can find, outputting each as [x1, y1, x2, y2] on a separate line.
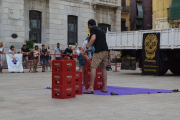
[0, 42, 78, 72]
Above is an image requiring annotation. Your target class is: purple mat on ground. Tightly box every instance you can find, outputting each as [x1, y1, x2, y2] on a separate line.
[45, 86, 178, 95]
[83, 86, 176, 95]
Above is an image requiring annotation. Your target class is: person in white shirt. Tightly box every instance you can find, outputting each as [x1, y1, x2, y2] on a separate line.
[76, 46, 81, 55]
[0, 42, 4, 69]
[54, 43, 63, 60]
[8, 45, 17, 55]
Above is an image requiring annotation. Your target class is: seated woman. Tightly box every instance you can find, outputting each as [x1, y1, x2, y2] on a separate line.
[30, 45, 39, 73]
[8, 45, 17, 55]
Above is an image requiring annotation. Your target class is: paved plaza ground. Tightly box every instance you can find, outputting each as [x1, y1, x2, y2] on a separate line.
[0, 68, 180, 120]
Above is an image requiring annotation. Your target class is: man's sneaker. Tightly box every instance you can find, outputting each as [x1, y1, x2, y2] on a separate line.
[45, 70, 48, 72]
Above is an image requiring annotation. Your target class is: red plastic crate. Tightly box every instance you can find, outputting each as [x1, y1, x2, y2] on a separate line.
[75, 83, 82, 95]
[85, 79, 96, 90]
[73, 54, 78, 59]
[52, 85, 75, 99]
[85, 70, 91, 81]
[85, 79, 103, 90]
[52, 60, 76, 73]
[85, 79, 91, 89]
[85, 60, 91, 70]
[75, 71, 82, 83]
[94, 80, 104, 90]
[96, 70, 103, 80]
[52, 73, 75, 86]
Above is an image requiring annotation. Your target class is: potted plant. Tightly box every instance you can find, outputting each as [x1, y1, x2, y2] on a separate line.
[25, 40, 34, 60]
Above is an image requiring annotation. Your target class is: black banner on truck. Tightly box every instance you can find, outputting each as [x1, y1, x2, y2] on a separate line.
[142, 33, 160, 75]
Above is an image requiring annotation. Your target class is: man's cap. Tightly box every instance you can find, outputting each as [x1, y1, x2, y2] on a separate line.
[35, 45, 38, 47]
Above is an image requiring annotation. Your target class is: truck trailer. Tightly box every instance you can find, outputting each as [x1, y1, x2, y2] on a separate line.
[106, 28, 180, 75]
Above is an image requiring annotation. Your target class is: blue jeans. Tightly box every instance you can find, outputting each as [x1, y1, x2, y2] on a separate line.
[41, 58, 46, 65]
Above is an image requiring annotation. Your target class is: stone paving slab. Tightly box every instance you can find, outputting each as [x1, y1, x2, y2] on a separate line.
[0, 69, 180, 120]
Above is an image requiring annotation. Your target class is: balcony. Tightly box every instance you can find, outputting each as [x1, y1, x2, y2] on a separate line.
[92, 0, 120, 8]
[121, 27, 128, 31]
[121, 6, 129, 13]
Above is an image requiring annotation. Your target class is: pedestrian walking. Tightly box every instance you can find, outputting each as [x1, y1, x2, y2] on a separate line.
[83, 19, 109, 94]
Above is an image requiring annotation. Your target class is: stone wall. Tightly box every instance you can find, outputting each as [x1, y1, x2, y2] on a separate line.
[0, 0, 121, 53]
[1, 0, 25, 52]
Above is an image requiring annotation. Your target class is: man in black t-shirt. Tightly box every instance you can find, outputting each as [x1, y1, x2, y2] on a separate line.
[83, 19, 109, 94]
[63, 44, 77, 60]
[21, 44, 30, 68]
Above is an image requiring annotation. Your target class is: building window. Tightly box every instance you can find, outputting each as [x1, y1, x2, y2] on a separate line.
[29, 10, 41, 43]
[121, 18, 127, 31]
[122, 0, 126, 6]
[98, 23, 111, 33]
[68, 15, 78, 45]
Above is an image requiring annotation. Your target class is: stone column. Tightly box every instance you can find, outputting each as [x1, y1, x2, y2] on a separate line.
[115, 8, 121, 32]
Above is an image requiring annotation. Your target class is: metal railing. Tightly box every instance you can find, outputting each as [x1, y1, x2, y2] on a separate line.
[121, 27, 128, 31]
[122, 6, 129, 13]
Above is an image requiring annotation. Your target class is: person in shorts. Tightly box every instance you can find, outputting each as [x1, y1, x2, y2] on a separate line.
[40, 44, 47, 72]
[31, 45, 39, 73]
[54, 43, 63, 60]
[83, 19, 109, 94]
[80, 36, 94, 89]
[21, 44, 30, 68]
[46, 46, 51, 72]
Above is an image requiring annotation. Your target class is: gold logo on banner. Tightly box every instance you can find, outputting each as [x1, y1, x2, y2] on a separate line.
[144, 34, 158, 59]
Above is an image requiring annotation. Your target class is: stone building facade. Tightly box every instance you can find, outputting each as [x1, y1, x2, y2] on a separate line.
[0, 0, 121, 52]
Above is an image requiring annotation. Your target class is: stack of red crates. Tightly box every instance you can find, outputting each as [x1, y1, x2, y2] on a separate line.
[75, 71, 83, 95]
[52, 60, 78, 99]
[85, 60, 104, 90]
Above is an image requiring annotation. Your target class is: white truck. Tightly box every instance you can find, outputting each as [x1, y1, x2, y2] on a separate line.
[106, 28, 180, 75]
